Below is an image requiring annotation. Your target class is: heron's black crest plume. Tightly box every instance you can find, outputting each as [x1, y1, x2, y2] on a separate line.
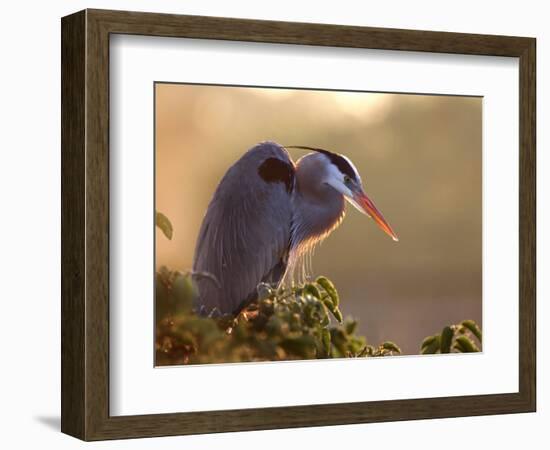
[284, 145, 359, 182]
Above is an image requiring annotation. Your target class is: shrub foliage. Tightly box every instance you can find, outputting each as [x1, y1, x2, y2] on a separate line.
[155, 268, 481, 366]
[420, 319, 482, 354]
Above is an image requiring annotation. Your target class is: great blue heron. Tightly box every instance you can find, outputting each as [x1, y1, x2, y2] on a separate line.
[193, 141, 398, 316]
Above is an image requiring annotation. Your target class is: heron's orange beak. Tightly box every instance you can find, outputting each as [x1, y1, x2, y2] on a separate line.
[353, 190, 399, 242]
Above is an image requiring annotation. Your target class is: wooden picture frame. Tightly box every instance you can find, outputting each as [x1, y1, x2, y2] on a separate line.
[61, 9, 536, 441]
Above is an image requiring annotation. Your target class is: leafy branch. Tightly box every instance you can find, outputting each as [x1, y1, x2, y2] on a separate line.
[155, 270, 404, 365]
[420, 320, 482, 354]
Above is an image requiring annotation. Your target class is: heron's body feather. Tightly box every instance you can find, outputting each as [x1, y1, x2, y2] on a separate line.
[193, 142, 295, 315]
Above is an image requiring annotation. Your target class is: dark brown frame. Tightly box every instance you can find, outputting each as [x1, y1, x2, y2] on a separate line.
[61, 8, 536, 441]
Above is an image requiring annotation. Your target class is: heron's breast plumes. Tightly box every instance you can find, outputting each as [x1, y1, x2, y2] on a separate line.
[284, 195, 346, 286]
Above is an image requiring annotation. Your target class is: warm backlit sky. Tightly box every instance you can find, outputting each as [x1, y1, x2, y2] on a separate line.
[155, 83, 482, 354]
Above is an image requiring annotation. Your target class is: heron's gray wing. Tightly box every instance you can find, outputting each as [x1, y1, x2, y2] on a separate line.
[192, 141, 295, 315]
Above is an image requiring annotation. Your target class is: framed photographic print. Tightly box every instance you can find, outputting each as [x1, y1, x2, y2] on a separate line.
[61, 9, 536, 441]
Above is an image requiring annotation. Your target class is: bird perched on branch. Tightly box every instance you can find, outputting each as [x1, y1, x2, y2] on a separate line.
[193, 141, 398, 316]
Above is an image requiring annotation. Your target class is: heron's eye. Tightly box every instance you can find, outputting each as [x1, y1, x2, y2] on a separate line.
[343, 175, 351, 184]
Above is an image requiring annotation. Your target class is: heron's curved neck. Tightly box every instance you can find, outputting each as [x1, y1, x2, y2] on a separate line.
[291, 177, 345, 251]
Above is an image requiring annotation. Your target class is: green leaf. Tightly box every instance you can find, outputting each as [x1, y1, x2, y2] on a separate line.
[303, 283, 322, 299]
[440, 326, 454, 353]
[322, 298, 343, 324]
[332, 307, 343, 324]
[156, 211, 173, 240]
[382, 341, 401, 354]
[321, 296, 335, 311]
[454, 335, 480, 353]
[316, 276, 340, 307]
[421, 335, 437, 349]
[421, 335, 440, 354]
[321, 328, 332, 357]
[461, 320, 482, 343]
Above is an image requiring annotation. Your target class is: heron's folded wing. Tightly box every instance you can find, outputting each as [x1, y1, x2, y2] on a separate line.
[192, 142, 295, 315]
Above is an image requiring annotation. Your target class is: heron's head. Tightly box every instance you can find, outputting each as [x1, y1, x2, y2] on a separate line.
[289, 146, 399, 242]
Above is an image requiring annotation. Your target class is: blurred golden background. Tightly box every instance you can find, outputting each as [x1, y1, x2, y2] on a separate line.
[155, 83, 482, 355]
